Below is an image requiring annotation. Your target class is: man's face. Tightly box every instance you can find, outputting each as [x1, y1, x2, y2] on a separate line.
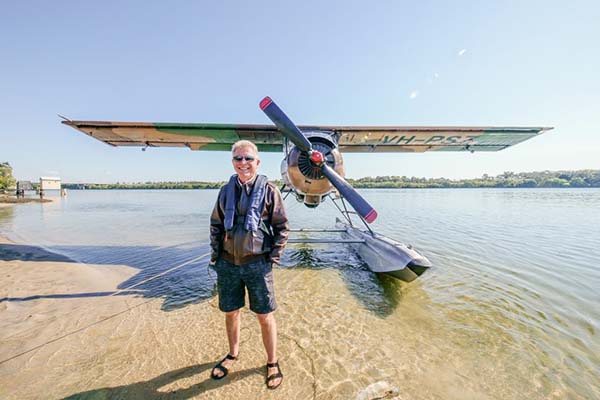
[232, 146, 260, 183]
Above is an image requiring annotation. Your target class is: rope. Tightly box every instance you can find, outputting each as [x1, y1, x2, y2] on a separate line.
[0, 298, 156, 365]
[108, 252, 211, 295]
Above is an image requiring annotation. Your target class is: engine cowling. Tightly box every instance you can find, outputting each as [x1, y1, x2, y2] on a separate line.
[280, 131, 345, 207]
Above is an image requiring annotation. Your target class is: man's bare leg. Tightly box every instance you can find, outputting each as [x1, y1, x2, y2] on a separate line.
[257, 312, 282, 388]
[212, 309, 241, 378]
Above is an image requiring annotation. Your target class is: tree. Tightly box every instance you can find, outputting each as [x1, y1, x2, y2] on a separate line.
[0, 162, 17, 191]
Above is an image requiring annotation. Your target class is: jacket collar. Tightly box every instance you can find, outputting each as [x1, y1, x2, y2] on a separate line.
[237, 174, 257, 195]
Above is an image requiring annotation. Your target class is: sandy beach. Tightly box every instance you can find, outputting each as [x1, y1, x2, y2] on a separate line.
[0, 233, 413, 400]
[0, 196, 54, 207]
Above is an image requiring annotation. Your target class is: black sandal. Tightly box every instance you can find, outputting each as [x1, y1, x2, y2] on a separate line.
[266, 361, 283, 390]
[210, 354, 238, 380]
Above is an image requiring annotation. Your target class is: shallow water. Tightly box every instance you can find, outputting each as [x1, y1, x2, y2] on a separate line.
[1, 188, 599, 399]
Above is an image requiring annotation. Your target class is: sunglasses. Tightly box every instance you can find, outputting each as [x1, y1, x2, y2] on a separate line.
[232, 155, 256, 162]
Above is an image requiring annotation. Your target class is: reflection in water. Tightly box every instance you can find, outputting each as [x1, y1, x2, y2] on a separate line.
[377, 274, 405, 312]
[0, 205, 14, 225]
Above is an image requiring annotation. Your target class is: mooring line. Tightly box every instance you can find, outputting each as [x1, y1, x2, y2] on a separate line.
[109, 252, 211, 295]
[0, 298, 157, 365]
[0, 252, 211, 365]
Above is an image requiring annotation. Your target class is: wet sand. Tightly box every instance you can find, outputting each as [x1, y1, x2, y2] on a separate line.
[0, 196, 54, 206]
[1, 234, 410, 400]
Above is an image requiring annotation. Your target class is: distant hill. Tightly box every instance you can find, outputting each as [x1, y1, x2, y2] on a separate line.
[62, 169, 600, 190]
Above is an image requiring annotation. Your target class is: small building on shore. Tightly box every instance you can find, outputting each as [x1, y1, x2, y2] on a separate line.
[16, 181, 34, 197]
[39, 177, 61, 198]
[40, 177, 61, 190]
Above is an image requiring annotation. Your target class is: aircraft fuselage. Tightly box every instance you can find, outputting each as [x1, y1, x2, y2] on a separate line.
[280, 131, 345, 207]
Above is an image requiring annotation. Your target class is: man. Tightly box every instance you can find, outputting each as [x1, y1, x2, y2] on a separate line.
[209, 140, 289, 390]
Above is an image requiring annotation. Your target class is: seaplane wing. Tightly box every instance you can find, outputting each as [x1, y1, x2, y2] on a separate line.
[61, 121, 284, 152]
[62, 120, 551, 153]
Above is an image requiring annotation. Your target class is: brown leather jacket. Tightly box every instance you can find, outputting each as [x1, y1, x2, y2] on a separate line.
[210, 177, 289, 265]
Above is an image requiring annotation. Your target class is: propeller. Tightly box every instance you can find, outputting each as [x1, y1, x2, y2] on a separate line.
[260, 96, 378, 223]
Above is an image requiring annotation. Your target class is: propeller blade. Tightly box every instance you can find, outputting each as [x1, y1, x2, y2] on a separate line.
[320, 163, 378, 223]
[259, 96, 313, 153]
[260, 96, 376, 223]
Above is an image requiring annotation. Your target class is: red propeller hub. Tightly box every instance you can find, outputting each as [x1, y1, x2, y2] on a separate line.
[310, 150, 324, 165]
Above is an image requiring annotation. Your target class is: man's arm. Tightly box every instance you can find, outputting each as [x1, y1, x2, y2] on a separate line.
[268, 185, 289, 265]
[209, 188, 225, 263]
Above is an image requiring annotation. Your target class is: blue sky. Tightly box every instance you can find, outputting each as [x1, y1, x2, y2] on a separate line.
[1, 1, 598, 183]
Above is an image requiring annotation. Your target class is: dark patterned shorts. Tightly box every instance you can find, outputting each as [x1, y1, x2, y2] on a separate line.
[214, 257, 277, 314]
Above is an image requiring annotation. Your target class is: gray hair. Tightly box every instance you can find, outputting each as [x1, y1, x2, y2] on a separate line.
[231, 140, 259, 157]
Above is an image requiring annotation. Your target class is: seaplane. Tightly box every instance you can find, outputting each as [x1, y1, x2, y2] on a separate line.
[61, 97, 551, 282]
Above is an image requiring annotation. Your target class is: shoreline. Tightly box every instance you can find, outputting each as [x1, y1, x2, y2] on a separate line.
[0, 233, 415, 399]
[0, 234, 330, 399]
[0, 195, 54, 205]
[57, 186, 600, 190]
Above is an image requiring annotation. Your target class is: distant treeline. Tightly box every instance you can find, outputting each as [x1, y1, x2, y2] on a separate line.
[62, 181, 225, 190]
[347, 170, 600, 188]
[62, 169, 600, 190]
